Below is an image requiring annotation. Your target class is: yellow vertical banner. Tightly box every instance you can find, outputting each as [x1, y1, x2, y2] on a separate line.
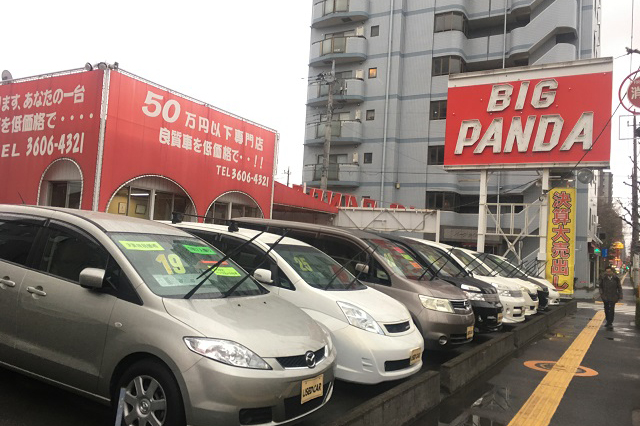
[546, 187, 577, 295]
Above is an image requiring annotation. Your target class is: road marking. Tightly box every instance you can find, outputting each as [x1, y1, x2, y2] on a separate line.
[523, 360, 598, 377]
[507, 311, 605, 426]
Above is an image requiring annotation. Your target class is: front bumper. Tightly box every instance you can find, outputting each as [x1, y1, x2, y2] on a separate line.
[331, 323, 424, 384]
[415, 308, 475, 350]
[499, 295, 526, 323]
[523, 292, 539, 316]
[470, 300, 503, 332]
[182, 347, 337, 426]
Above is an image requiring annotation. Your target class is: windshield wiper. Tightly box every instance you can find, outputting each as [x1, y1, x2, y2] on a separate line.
[220, 230, 289, 299]
[323, 244, 372, 290]
[426, 247, 457, 280]
[184, 231, 265, 299]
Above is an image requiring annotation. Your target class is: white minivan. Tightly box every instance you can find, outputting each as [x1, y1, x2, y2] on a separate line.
[172, 222, 425, 385]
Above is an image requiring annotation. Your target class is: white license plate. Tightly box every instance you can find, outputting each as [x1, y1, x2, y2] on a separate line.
[301, 374, 323, 404]
[497, 313, 503, 323]
[409, 348, 422, 365]
[466, 326, 474, 339]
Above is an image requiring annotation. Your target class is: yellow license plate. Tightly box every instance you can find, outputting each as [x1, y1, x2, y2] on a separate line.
[466, 326, 474, 339]
[301, 374, 323, 404]
[409, 348, 422, 365]
[497, 313, 503, 323]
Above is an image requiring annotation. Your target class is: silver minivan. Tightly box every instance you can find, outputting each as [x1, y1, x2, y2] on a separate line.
[233, 218, 475, 350]
[0, 205, 336, 426]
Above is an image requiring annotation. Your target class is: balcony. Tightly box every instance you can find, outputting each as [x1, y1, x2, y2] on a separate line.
[303, 163, 361, 188]
[309, 36, 367, 67]
[307, 78, 365, 107]
[304, 120, 363, 146]
[312, 0, 370, 29]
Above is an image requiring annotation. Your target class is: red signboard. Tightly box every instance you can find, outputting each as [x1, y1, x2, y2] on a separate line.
[0, 71, 104, 208]
[444, 59, 612, 170]
[99, 71, 277, 216]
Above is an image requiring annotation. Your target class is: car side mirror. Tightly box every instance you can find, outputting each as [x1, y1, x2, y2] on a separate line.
[79, 268, 105, 289]
[355, 263, 369, 274]
[253, 268, 273, 284]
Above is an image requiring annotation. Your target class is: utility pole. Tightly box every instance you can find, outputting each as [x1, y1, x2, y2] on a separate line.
[283, 167, 291, 187]
[320, 60, 336, 193]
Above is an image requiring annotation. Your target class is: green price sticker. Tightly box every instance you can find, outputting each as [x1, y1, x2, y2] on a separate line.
[402, 254, 414, 261]
[213, 267, 241, 277]
[183, 244, 216, 255]
[120, 241, 164, 251]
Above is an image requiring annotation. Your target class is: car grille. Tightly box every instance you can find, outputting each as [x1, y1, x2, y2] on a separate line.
[483, 293, 500, 303]
[510, 290, 523, 298]
[449, 333, 471, 344]
[384, 358, 411, 372]
[450, 299, 471, 311]
[384, 321, 410, 334]
[283, 382, 331, 420]
[276, 347, 325, 369]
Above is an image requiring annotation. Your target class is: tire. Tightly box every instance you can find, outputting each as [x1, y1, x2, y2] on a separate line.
[114, 360, 186, 426]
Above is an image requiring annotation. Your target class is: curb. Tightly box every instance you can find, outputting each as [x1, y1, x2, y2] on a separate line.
[323, 300, 578, 426]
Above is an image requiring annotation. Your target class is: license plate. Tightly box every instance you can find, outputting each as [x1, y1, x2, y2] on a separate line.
[497, 313, 503, 323]
[466, 326, 474, 339]
[301, 374, 323, 404]
[409, 348, 422, 365]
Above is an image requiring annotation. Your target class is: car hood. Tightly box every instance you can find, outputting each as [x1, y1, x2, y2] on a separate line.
[416, 277, 468, 299]
[324, 287, 410, 323]
[438, 276, 497, 294]
[163, 294, 327, 358]
[472, 275, 523, 291]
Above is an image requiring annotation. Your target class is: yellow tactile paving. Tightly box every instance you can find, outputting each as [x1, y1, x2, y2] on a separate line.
[507, 311, 605, 426]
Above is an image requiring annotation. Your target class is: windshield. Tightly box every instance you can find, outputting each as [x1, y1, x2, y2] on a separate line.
[452, 249, 493, 276]
[410, 243, 466, 278]
[274, 244, 365, 290]
[488, 255, 526, 278]
[479, 255, 512, 278]
[366, 238, 428, 280]
[111, 233, 266, 298]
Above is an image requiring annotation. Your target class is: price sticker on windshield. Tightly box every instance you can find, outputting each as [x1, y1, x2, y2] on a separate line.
[401, 254, 414, 261]
[183, 244, 216, 255]
[213, 267, 241, 277]
[120, 241, 164, 251]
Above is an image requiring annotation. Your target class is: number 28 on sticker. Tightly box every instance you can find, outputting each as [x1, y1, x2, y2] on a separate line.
[156, 254, 185, 275]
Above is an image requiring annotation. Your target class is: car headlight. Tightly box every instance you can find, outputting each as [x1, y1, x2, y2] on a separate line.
[337, 301, 385, 335]
[419, 295, 454, 313]
[184, 337, 271, 370]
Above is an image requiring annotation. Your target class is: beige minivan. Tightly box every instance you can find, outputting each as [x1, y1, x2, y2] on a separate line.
[0, 205, 336, 426]
[234, 218, 475, 349]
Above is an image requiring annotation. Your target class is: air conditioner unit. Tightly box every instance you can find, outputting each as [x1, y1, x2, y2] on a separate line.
[354, 109, 362, 121]
[352, 152, 359, 163]
[356, 26, 364, 36]
[355, 69, 364, 79]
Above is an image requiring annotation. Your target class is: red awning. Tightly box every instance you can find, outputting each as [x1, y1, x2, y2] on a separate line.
[272, 182, 338, 214]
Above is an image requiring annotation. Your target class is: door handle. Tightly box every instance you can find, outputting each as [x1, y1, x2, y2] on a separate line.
[0, 277, 16, 287]
[26, 286, 47, 297]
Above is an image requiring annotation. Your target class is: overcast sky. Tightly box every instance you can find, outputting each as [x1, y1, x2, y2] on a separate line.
[3, 0, 638, 202]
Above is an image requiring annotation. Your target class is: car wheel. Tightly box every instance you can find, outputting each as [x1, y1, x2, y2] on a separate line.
[115, 360, 186, 426]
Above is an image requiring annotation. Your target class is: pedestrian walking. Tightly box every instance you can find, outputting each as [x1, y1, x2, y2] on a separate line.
[598, 266, 623, 328]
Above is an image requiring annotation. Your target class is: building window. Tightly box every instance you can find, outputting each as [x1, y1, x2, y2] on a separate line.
[434, 11, 468, 35]
[371, 25, 379, 37]
[49, 181, 81, 209]
[426, 191, 458, 211]
[432, 56, 466, 76]
[368, 68, 377, 79]
[364, 152, 373, 164]
[427, 145, 445, 165]
[323, 0, 349, 15]
[430, 100, 447, 120]
[321, 30, 355, 55]
[366, 109, 375, 120]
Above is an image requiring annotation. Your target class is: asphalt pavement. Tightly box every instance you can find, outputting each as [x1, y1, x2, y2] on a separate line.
[410, 275, 640, 426]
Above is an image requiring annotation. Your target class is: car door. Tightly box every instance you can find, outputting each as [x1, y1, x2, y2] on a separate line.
[0, 214, 45, 365]
[13, 220, 117, 393]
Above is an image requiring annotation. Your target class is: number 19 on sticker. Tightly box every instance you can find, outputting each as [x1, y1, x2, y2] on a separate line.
[156, 254, 185, 275]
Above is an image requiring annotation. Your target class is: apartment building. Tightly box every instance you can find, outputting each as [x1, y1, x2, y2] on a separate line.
[303, 0, 603, 288]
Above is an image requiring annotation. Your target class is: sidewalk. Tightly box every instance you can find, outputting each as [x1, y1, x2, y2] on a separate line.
[409, 274, 640, 426]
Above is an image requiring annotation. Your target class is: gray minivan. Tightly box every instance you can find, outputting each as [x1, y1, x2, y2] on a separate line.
[0, 205, 336, 426]
[233, 218, 475, 349]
